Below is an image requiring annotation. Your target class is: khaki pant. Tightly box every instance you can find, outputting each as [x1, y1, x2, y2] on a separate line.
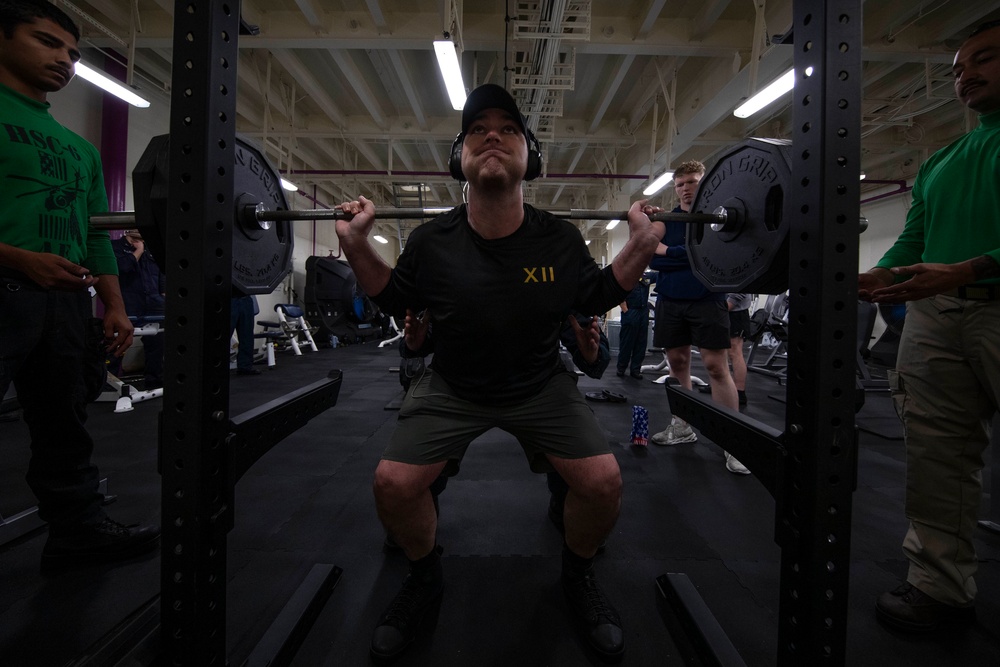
[890, 294, 1000, 606]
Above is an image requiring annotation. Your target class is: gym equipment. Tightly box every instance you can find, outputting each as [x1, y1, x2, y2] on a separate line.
[687, 139, 791, 294]
[90, 142, 866, 296]
[660, 5, 864, 665]
[84, 3, 866, 665]
[746, 294, 789, 380]
[304, 256, 384, 344]
[96, 317, 166, 413]
[117, 133, 295, 296]
[256, 304, 320, 357]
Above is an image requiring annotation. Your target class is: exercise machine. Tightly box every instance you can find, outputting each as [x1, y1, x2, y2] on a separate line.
[304, 256, 384, 345]
[95, 317, 165, 413]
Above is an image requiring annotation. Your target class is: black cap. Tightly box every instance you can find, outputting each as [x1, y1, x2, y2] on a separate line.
[461, 83, 528, 136]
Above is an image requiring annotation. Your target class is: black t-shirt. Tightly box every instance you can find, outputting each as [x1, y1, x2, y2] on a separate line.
[372, 204, 627, 404]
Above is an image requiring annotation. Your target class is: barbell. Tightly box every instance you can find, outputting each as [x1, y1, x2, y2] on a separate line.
[89, 134, 867, 296]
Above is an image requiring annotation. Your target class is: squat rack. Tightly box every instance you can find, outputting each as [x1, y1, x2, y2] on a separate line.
[661, 2, 862, 666]
[86, 1, 863, 664]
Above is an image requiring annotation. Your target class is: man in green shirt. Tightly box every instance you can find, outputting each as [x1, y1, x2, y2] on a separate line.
[0, 0, 159, 569]
[859, 19, 1000, 633]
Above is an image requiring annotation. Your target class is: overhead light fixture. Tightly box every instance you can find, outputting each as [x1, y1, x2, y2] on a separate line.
[733, 66, 813, 119]
[642, 170, 675, 196]
[280, 178, 299, 192]
[74, 61, 150, 108]
[373, 235, 389, 244]
[585, 239, 591, 245]
[859, 172, 866, 180]
[605, 220, 620, 231]
[433, 39, 467, 110]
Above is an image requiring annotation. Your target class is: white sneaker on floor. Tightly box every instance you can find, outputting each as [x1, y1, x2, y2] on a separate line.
[725, 452, 751, 475]
[651, 420, 698, 446]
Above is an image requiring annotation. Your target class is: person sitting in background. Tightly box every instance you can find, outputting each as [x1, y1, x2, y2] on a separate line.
[114, 230, 166, 389]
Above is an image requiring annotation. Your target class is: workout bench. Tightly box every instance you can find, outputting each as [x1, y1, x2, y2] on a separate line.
[257, 304, 320, 357]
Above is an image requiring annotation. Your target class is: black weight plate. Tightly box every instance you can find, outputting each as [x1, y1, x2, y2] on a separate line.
[232, 136, 293, 295]
[687, 138, 792, 294]
[129, 134, 293, 296]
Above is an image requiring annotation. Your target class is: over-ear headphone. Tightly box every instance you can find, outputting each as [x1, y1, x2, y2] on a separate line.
[448, 128, 543, 182]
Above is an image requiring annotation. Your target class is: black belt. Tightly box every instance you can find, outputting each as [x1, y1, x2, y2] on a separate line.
[941, 284, 1000, 301]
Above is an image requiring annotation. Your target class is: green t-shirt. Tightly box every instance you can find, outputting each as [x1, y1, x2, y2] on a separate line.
[876, 109, 1000, 283]
[0, 82, 116, 275]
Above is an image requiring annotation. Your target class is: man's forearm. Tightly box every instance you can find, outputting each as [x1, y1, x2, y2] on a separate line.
[0, 242, 31, 273]
[971, 255, 1000, 281]
[94, 274, 126, 313]
[611, 231, 660, 289]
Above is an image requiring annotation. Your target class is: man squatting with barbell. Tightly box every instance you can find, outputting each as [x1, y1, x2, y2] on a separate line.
[336, 83, 665, 664]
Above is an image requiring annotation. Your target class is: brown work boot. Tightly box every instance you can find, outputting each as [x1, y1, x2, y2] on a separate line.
[875, 582, 975, 632]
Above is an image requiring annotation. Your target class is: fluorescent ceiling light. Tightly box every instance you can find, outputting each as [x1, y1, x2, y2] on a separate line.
[74, 62, 150, 108]
[605, 220, 620, 230]
[859, 172, 866, 180]
[373, 235, 389, 244]
[642, 170, 674, 196]
[585, 239, 591, 245]
[433, 39, 467, 110]
[733, 66, 813, 119]
[280, 178, 299, 192]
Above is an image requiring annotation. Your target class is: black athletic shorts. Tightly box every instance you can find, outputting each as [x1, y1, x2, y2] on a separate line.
[729, 309, 752, 339]
[653, 298, 730, 351]
[382, 368, 611, 475]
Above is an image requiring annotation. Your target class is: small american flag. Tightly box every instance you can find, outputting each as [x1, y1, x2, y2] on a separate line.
[630, 405, 649, 446]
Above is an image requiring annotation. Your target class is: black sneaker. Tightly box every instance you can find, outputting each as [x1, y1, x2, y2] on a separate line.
[42, 516, 160, 570]
[370, 562, 444, 663]
[875, 582, 976, 632]
[563, 568, 625, 662]
[738, 390, 748, 406]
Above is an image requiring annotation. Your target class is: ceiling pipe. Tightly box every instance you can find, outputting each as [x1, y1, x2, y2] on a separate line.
[860, 179, 911, 205]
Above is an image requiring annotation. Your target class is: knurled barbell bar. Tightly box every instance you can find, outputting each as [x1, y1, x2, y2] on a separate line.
[88, 134, 866, 296]
[90, 205, 730, 228]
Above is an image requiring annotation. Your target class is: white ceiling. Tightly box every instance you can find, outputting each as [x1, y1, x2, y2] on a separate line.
[72, 0, 1000, 243]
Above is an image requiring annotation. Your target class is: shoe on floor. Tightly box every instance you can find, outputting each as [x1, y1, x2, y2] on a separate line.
[724, 452, 751, 475]
[370, 555, 444, 663]
[650, 419, 697, 446]
[236, 367, 261, 375]
[738, 390, 748, 406]
[563, 568, 625, 662]
[615, 368, 625, 377]
[629, 370, 643, 380]
[875, 582, 976, 632]
[42, 516, 160, 570]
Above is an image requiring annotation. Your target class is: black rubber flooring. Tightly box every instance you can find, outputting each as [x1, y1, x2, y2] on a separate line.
[1, 341, 998, 666]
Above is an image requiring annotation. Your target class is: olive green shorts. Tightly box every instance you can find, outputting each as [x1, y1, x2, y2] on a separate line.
[383, 368, 611, 475]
